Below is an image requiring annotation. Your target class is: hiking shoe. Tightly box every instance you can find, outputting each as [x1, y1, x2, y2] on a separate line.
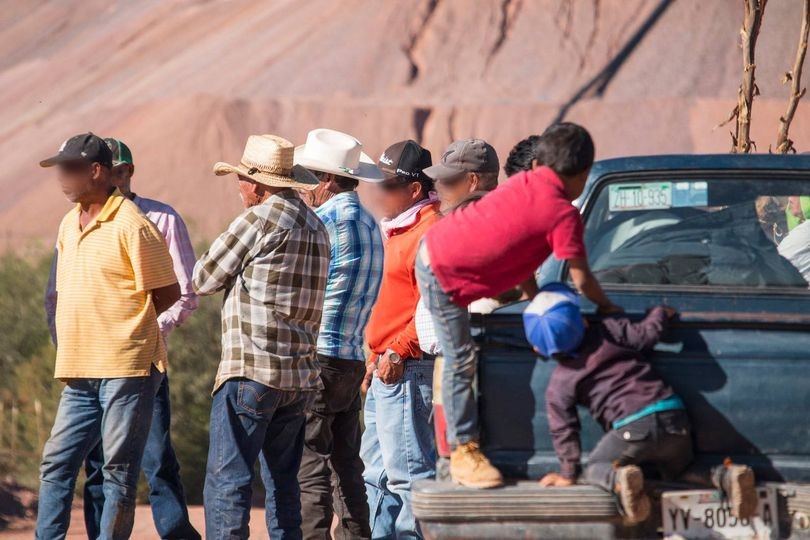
[614, 465, 651, 524]
[712, 462, 758, 519]
[450, 441, 504, 489]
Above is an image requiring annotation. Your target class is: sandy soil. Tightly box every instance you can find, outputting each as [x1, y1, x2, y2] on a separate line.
[3, 1, 810, 250]
[0, 505, 270, 539]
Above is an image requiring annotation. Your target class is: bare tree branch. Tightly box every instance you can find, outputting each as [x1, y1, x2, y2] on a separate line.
[732, 0, 768, 153]
[715, 105, 739, 130]
[775, 0, 810, 154]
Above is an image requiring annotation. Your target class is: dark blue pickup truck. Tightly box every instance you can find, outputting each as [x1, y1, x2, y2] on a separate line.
[413, 155, 810, 539]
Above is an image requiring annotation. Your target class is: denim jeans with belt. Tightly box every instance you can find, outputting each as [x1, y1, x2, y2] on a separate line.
[360, 359, 436, 539]
[415, 248, 479, 447]
[204, 379, 313, 540]
[83, 375, 200, 539]
[35, 366, 163, 540]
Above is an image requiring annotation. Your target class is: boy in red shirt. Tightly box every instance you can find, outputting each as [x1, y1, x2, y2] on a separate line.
[415, 123, 620, 488]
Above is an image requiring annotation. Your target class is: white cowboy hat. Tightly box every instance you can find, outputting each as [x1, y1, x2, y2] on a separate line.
[213, 134, 319, 190]
[294, 128, 384, 183]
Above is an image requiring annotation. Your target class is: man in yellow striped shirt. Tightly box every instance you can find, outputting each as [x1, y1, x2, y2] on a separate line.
[35, 133, 180, 540]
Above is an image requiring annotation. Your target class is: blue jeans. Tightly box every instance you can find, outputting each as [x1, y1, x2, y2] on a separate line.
[36, 367, 163, 540]
[415, 249, 479, 446]
[204, 379, 313, 540]
[360, 360, 436, 539]
[83, 376, 199, 539]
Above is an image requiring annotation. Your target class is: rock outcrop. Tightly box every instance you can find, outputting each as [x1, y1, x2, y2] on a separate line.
[1, 0, 808, 247]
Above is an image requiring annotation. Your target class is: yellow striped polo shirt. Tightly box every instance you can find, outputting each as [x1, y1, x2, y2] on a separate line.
[54, 189, 178, 379]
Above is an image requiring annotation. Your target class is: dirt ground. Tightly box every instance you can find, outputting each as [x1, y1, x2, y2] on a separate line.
[0, 505, 271, 539]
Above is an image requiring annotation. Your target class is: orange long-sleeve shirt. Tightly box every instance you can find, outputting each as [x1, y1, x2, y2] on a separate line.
[365, 201, 441, 362]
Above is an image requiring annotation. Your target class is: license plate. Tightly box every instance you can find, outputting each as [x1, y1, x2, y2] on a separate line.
[662, 488, 779, 539]
[608, 182, 672, 212]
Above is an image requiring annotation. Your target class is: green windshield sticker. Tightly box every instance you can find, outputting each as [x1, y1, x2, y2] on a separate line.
[672, 181, 708, 208]
[608, 182, 672, 212]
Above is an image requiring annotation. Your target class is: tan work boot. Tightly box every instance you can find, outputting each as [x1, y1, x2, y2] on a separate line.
[615, 465, 651, 524]
[713, 461, 758, 519]
[450, 441, 504, 489]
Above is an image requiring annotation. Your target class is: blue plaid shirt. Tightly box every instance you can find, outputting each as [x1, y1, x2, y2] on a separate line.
[315, 191, 384, 361]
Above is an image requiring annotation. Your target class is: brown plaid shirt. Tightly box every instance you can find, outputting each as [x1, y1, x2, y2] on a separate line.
[193, 189, 330, 393]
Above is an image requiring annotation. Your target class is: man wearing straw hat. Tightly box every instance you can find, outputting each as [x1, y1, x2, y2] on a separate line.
[294, 128, 384, 540]
[192, 134, 330, 539]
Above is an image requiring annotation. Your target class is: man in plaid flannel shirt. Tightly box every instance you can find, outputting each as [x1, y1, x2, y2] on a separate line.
[192, 134, 330, 539]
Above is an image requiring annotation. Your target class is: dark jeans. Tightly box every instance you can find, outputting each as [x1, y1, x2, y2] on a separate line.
[83, 376, 199, 540]
[298, 355, 370, 540]
[584, 409, 694, 493]
[203, 379, 313, 540]
[36, 367, 162, 540]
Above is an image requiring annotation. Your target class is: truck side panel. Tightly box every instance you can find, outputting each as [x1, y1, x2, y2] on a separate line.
[479, 317, 810, 483]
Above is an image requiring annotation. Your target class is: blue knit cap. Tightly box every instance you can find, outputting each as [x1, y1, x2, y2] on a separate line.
[522, 282, 585, 357]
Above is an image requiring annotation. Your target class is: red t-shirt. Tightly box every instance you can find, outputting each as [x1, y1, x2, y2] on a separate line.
[425, 166, 586, 306]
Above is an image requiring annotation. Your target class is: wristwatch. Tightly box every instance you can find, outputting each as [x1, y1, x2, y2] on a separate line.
[384, 349, 402, 365]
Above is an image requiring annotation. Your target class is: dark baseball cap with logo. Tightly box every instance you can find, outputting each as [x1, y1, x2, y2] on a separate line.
[40, 132, 113, 168]
[377, 140, 432, 183]
[423, 138, 499, 180]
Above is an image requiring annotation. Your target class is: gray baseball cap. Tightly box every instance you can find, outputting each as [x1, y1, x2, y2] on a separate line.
[423, 138, 500, 180]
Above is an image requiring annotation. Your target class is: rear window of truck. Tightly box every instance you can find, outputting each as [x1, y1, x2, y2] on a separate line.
[582, 177, 810, 290]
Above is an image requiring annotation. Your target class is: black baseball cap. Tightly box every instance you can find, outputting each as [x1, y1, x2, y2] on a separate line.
[40, 132, 113, 168]
[377, 140, 432, 182]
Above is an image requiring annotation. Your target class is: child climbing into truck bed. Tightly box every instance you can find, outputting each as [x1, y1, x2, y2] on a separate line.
[523, 283, 758, 524]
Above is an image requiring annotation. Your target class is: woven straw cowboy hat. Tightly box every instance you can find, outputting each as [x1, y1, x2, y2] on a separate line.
[294, 128, 384, 183]
[213, 134, 319, 190]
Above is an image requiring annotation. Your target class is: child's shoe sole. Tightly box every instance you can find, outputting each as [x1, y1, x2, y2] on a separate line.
[726, 464, 758, 519]
[616, 465, 651, 524]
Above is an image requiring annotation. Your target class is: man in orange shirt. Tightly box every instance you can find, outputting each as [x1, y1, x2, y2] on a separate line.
[360, 140, 441, 539]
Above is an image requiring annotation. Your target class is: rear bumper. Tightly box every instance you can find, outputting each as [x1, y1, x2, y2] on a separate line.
[413, 480, 619, 521]
[412, 480, 810, 539]
[412, 480, 643, 539]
